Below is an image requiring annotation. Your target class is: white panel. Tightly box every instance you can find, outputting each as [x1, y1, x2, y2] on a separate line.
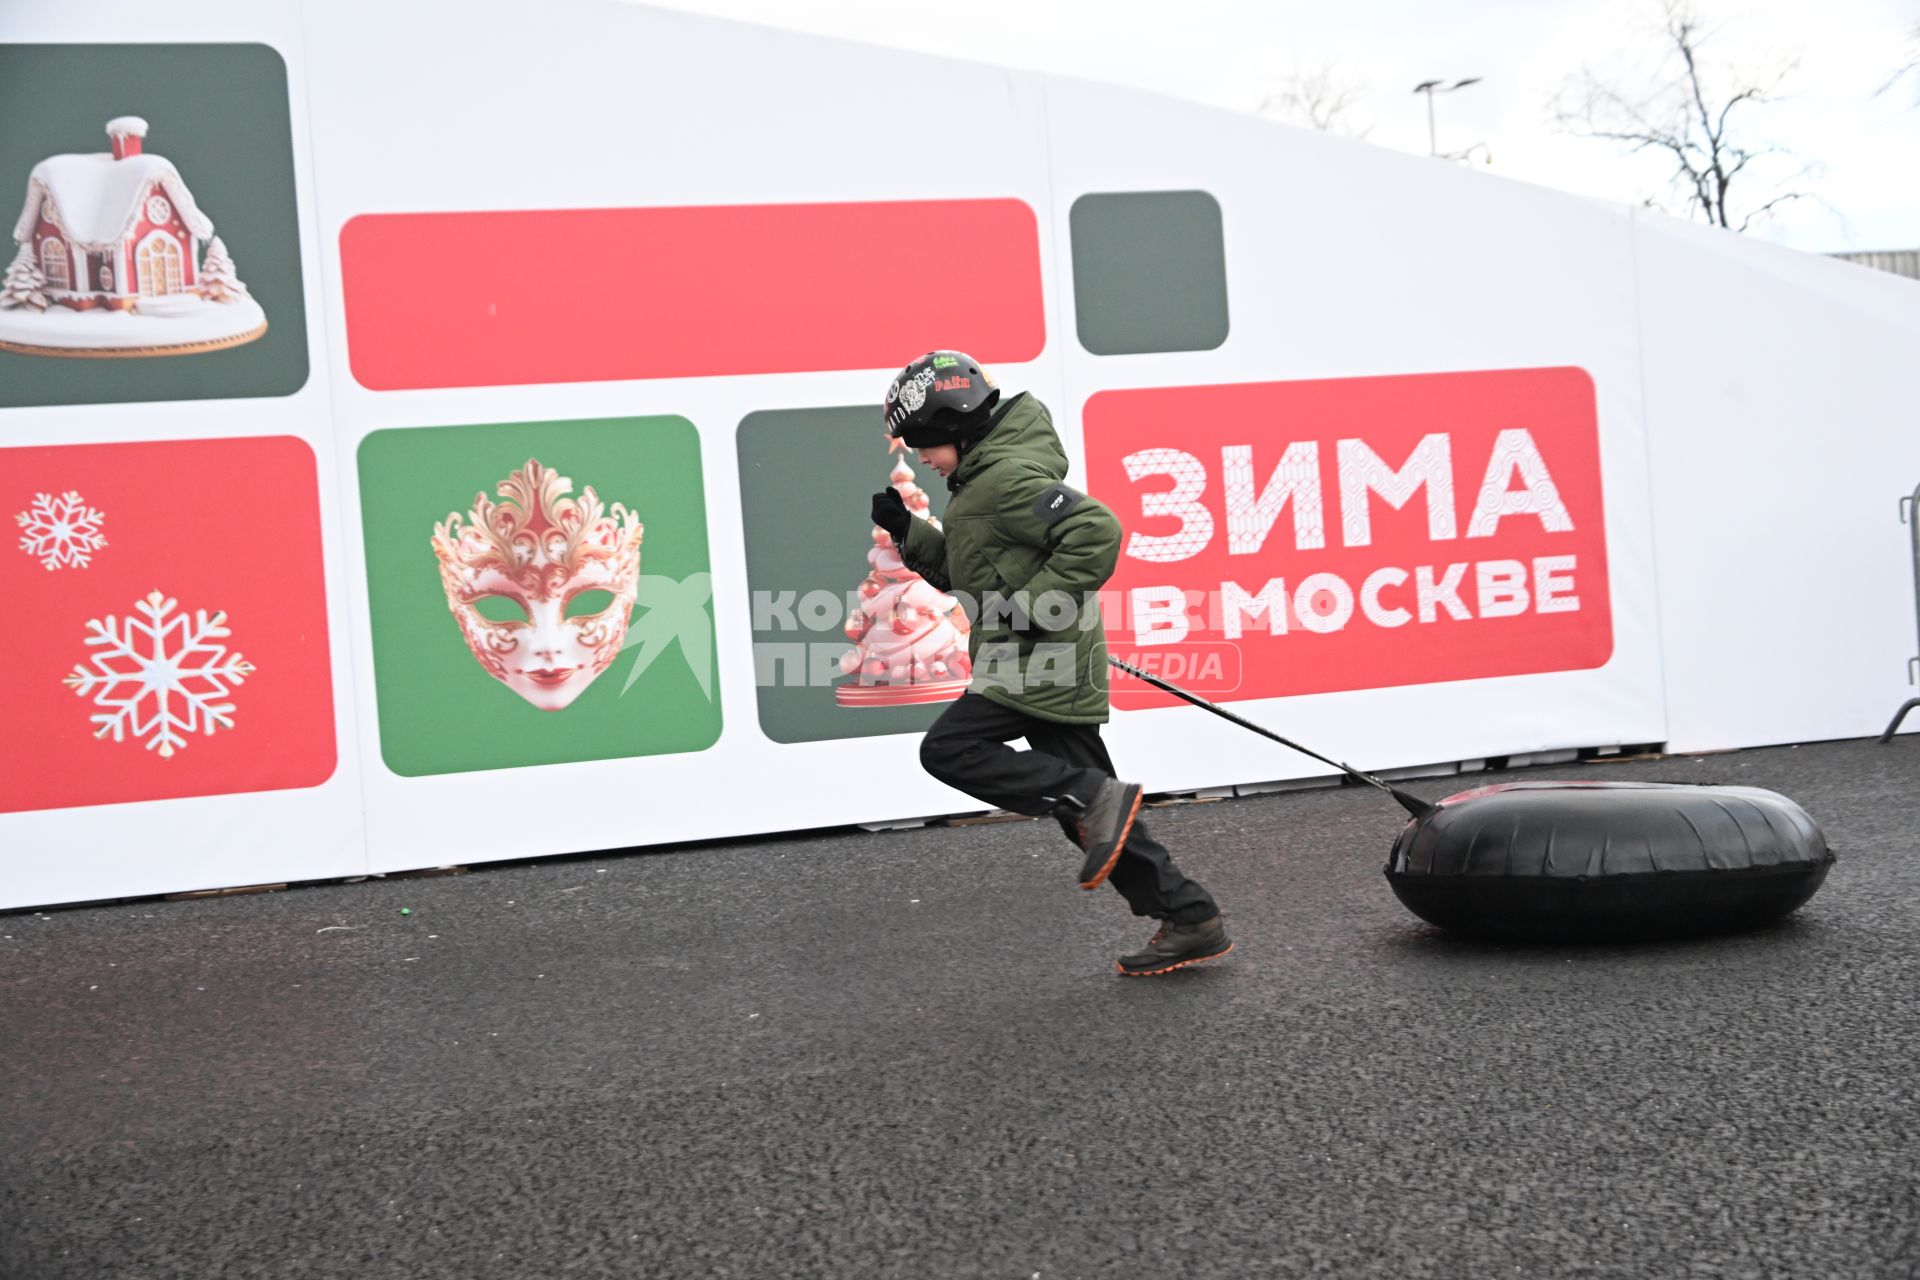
[0, 0, 368, 907]
[1634, 212, 1920, 750]
[1041, 79, 1668, 795]
[297, 0, 1071, 869]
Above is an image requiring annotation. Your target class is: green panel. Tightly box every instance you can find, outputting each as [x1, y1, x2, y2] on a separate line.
[737, 406, 957, 744]
[1069, 190, 1229, 356]
[0, 44, 309, 407]
[358, 417, 720, 776]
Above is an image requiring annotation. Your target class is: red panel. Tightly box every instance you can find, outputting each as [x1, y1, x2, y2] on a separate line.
[1084, 368, 1614, 709]
[340, 199, 1046, 390]
[2, 437, 336, 813]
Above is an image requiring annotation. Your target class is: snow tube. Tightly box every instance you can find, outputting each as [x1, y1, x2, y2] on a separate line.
[1384, 781, 1833, 942]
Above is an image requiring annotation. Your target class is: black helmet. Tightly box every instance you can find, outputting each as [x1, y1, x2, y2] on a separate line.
[882, 350, 1001, 448]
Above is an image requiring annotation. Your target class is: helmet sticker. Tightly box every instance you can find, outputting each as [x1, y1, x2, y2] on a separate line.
[898, 367, 932, 413]
[883, 357, 982, 435]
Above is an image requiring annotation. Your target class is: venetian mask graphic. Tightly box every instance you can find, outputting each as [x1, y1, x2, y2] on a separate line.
[431, 459, 644, 711]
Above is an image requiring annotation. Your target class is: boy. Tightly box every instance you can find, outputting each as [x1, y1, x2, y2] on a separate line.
[870, 351, 1232, 976]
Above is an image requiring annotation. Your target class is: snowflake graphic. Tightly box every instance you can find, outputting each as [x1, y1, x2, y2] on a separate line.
[16, 490, 107, 570]
[63, 590, 256, 758]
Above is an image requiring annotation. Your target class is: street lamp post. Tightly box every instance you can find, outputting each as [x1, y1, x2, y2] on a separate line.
[1412, 77, 1482, 157]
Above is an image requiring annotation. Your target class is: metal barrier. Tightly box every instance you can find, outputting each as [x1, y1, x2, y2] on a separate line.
[1880, 481, 1920, 742]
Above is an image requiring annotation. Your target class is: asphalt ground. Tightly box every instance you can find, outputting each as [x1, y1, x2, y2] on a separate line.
[3, 736, 1917, 1280]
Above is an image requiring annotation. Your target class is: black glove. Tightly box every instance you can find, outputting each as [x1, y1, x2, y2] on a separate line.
[870, 488, 911, 543]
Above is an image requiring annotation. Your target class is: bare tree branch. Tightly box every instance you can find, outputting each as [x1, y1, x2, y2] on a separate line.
[1735, 191, 1810, 232]
[1874, 23, 1920, 99]
[1551, 0, 1814, 232]
[1257, 62, 1372, 138]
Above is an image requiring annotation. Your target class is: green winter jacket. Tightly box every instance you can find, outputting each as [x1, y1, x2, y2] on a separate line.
[899, 393, 1120, 725]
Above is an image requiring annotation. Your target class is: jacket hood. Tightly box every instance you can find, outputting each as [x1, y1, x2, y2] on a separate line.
[952, 392, 1068, 488]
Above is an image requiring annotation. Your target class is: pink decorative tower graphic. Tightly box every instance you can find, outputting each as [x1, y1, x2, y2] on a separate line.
[837, 443, 971, 707]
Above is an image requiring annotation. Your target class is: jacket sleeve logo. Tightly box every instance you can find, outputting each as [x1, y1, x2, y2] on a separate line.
[1032, 483, 1087, 526]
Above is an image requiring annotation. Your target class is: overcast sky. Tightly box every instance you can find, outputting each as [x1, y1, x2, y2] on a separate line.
[630, 0, 1920, 254]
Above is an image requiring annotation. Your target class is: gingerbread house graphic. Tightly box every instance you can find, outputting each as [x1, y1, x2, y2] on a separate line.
[0, 117, 267, 357]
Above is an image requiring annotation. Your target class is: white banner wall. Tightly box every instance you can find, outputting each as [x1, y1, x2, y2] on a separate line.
[1633, 213, 1920, 751]
[0, 0, 1912, 909]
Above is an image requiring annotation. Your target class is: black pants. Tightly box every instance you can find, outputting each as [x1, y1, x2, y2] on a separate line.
[919, 693, 1219, 923]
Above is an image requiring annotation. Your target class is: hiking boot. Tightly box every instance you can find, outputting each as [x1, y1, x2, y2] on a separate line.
[1063, 777, 1144, 890]
[1117, 914, 1233, 976]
